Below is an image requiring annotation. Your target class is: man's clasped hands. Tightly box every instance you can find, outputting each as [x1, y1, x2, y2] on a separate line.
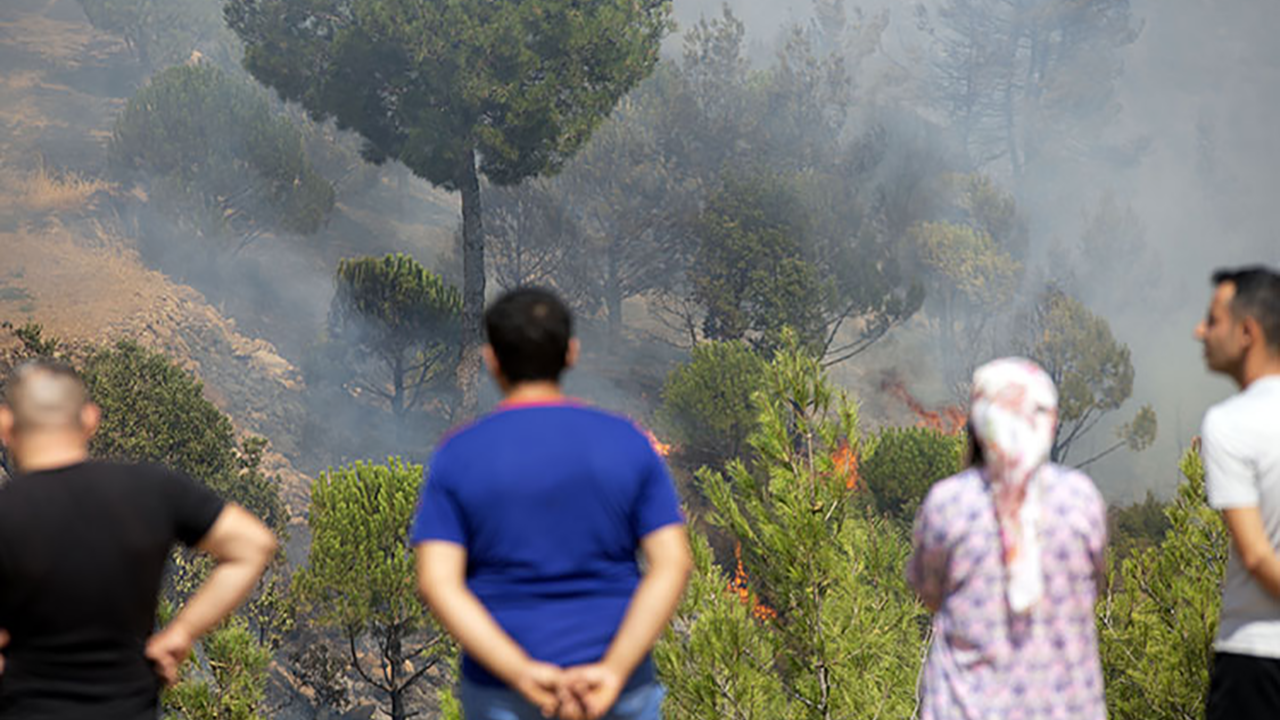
[511, 658, 629, 720]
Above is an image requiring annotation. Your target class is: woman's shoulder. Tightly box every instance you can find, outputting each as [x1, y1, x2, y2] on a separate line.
[1044, 463, 1104, 500]
[920, 467, 986, 512]
[1042, 463, 1107, 527]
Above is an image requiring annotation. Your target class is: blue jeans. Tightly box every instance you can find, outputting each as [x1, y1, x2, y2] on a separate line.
[459, 678, 665, 720]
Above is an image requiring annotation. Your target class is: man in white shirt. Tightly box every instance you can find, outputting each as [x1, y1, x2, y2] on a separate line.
[1197, 266, 1280, 720]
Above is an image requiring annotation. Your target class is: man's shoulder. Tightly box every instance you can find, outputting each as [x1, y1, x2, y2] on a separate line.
[1205, 393, 1247, 423]
[1201, 391, 1273, 456]
[438, 405, 646, 453]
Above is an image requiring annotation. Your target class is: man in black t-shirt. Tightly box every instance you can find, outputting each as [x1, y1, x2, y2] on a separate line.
[0, 359, 278, 719]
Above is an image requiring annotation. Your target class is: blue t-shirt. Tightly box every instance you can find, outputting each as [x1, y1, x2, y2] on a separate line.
[410, 402, 684, 686]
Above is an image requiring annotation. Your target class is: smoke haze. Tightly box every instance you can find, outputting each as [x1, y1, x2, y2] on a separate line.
[3, 0, 1278, 503]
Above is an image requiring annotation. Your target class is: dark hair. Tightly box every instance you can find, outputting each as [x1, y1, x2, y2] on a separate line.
[484, 287, 573, 384]
[965, 423, 985, 468]
[1213, 266, 1280, 351]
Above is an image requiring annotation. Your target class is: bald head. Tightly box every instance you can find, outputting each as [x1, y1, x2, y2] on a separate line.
[2, 359, 90, 432]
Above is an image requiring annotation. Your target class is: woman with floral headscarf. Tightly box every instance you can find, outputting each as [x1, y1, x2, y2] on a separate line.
[907, 358, 1108, 720]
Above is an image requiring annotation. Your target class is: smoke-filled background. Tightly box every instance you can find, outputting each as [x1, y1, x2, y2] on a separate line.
[1, 0, 1278, 716]
[664, 0, 1280, 501]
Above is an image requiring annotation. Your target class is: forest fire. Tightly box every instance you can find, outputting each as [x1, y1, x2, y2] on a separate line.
[727, 542, 777, 622]
[879, 375, 967, 435]
[832, 441, 860, 490]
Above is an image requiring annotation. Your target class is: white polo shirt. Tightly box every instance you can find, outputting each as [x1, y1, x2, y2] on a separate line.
[1203, 375, 1280, 658]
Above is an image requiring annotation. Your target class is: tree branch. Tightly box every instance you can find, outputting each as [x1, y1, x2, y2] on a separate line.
[348, 630, 392, 694]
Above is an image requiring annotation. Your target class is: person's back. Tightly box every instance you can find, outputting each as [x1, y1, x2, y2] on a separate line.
[416, 402, 679, 685]
[909, 358, 1107, 720]
[414, 288, 690, 720]
[0, 462, 222, 717]
[911, 464, 1106, 720]
[0, 359, 277, 720]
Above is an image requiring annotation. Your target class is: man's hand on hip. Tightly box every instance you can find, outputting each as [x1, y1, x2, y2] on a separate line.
[0, 629, 8, 675]
[145, 623, 196, 686]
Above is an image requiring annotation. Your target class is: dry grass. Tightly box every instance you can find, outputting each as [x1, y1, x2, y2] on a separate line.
[5, 164, 110, 214]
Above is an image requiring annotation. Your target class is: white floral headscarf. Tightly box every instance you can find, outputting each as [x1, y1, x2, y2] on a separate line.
[970, 358, 1059, 614]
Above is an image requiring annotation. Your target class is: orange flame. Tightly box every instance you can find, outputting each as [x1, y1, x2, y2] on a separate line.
[879, 375, 966, 435]
[832, 441, 861, 490]
[726, 542, 777, 622]
[643, 428, 673, 458]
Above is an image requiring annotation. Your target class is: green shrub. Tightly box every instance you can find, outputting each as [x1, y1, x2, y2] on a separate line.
[658, 340, 768, 469]
[861, 426, 964, 526]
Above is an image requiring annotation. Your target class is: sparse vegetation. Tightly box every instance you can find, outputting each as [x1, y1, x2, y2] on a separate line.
[4, 165, 110, 215]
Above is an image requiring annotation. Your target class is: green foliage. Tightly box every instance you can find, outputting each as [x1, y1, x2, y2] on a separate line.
[227, 0, 671, 189]
[111, 64, 335, 241]
[662, 335, 924, 719]
[84, 340, 236, 483]
[82, 341, 286, 528]
[1119, 404, 1159, 453]
[912, 221, 1021, 312]
[861, 427, 965, 526]
[437, 681, 464, 720]
[1021, 289, 1154, 464]
[951, 173, 1029, 259]
[329, 254, 462, 418]
[1099, 447, 1226, 720]
[656, 530, 788, 720]
[80, 340, 293, 671]
[77, 0, 237, 69]
[1108, 491, 1172, 560]
[908, 174, 1027, 384]
[691, 173, 824, 352]
[658, 340, 768, 470]
[163, 615, 273, 720]
[12, 322, 59, 357]
[228, 0, 673, 410]
[294, 458, 451, 720]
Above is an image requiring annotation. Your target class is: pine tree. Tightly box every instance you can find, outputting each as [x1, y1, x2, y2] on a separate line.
[294, 459, 453, 720]
[1098, 444, 1226, 720]
[659, 335, 925, 719]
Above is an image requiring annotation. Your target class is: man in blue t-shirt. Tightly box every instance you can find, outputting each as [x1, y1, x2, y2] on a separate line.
[413, 288, 691, 720]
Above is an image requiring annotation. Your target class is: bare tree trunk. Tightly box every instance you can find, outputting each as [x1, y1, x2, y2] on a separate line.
[457, 147, 485, 419]
[1004, 15, 1024, 182]
[606, 242, 623, 353]
[388, 627, 406, 720]
[392, 353, 405, 419]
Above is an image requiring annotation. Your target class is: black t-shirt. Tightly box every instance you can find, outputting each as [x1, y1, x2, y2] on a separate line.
[0, 461, 225, 719]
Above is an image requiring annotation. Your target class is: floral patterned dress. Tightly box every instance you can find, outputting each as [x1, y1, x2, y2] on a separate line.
[908, 464, 1108, 720]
